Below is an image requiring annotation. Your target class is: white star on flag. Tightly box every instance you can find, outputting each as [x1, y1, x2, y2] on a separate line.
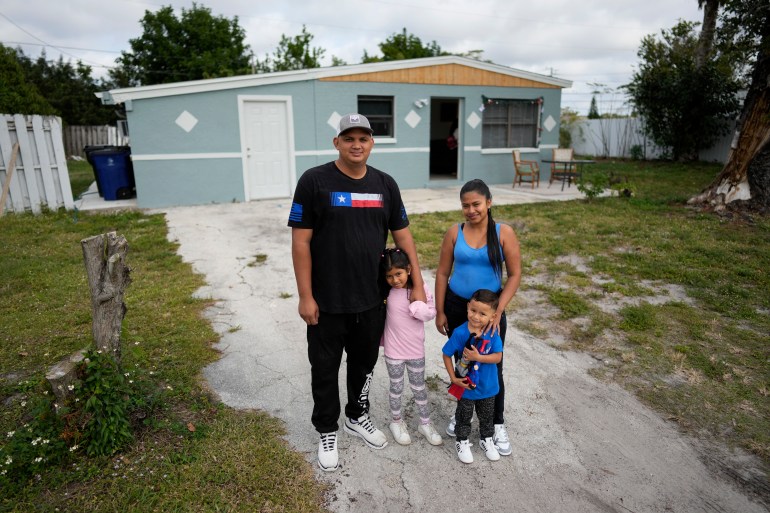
[337, 195, 346, 203]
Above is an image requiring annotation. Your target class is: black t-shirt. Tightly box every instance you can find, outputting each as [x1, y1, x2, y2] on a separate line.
[288, 161, 409, 313]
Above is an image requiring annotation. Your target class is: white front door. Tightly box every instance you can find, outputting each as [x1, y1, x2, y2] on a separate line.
[241, 99, 293, 200]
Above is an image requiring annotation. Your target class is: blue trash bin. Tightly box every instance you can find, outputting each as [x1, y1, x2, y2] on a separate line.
[84, 145, 122, 197]
[89, 147, 135, 200]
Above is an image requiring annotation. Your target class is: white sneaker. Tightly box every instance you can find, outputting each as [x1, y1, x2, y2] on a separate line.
[480, 437, 500, 461]
[317, 432, 338, 472]
[493, 424, 512, 456]
[455, 439, 473, 464]
[446, 414, 473, 437]
[417, 422, 443, 445]
[389, 420, 411, 445]
[344, 414, 388, 449]
[446, 415, 456, 437]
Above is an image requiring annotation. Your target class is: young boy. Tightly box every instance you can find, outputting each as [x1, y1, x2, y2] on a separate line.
[442, 289, 504, 464]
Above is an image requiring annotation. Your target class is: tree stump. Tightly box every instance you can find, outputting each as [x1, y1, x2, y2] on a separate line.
[46, 349, 86, 412]
[81, 232, 131, 363]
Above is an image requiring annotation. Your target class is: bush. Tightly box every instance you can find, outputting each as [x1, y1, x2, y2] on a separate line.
[79, 350, 134, 456]
[0, 349, 149, 487]
[576, 171, 609, 201]
[629, 144, 644, 161]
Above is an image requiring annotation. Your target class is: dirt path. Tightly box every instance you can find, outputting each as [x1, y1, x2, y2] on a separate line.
[162, 198, 766, 513]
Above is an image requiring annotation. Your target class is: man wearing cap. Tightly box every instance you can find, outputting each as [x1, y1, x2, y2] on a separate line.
[288, 113, 426, 471]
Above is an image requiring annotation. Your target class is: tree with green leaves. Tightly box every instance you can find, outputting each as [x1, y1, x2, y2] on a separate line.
[362, 28, 445, 62]
[690, 0, 770, 213]
[16, 51, 115, 125]
[256, 25, 325, 72]
[624, 20, 740, 161]
[587, 96, 600, 119]
[110, 3, 252, 86]
[454, 49, 491, 62]
[0, 45, 56, 116]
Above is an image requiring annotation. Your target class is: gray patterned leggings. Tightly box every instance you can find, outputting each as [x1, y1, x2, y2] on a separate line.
[385, 356, 431, 425]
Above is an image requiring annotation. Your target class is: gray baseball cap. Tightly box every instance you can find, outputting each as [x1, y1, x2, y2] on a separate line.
[337, 113, 374, 136]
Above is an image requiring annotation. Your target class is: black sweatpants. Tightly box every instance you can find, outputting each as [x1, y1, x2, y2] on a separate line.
[444, 287, 507, 425]
[307, 304, 385, 434]
[455, 396, 495, 441]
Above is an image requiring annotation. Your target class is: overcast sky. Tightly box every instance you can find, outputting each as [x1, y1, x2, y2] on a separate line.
[2, 0, 705, 115]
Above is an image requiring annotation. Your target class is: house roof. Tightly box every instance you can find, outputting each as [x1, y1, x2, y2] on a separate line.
[98, 55, 572, 105]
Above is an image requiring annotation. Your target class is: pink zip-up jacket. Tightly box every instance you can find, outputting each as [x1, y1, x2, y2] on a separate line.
[382, 283, 437, 360]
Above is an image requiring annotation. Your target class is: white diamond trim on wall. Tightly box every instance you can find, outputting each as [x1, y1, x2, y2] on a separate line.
[327, 112, 342, 133]
[543, 115, 557, 132]
[175, 110, 198, 133]
[405, 110, 421, 128]
[466, 111, 481, 129]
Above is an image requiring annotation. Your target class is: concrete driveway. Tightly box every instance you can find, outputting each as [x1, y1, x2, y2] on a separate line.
[159, 184, 764, 513]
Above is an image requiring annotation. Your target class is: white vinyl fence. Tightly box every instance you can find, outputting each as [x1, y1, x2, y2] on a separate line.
[568, 117, 734, 163]
[0, 114, 74, 214]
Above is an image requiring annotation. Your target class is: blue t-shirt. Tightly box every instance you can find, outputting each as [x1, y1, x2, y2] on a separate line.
[442, 322, 502, 400]
[448, 223, 502, 299]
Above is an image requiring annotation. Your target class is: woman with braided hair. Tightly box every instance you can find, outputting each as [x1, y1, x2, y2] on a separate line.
[434, 179, 521, 456]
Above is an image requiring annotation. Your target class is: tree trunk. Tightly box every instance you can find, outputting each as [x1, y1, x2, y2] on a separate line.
[81, 232, 131, 363]
[689, 24, 770, 214]
[695, 0, 721, 70]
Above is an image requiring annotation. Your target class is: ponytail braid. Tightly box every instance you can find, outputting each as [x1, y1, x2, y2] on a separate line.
[460, 179, 503, 281]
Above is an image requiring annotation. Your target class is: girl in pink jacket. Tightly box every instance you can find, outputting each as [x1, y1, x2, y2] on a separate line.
[380, 248, 443, 446]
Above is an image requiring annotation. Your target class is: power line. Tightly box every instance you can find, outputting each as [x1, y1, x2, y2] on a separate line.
[1, 40, 121, 54]
[0, 11, 107, 68]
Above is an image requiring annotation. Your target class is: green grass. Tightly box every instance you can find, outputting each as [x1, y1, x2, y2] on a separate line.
[67, 159, 96, 199]
[0, 208, 328, 511]
[544, 287, 592, 319]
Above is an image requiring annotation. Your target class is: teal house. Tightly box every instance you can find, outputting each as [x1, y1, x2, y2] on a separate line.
[98, 56, 571, 208]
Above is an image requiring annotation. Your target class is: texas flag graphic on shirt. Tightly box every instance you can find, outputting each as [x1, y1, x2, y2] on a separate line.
[330, 192, 383, 208]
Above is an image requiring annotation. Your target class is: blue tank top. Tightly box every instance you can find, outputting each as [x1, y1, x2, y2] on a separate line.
[448, 223, 502, 299]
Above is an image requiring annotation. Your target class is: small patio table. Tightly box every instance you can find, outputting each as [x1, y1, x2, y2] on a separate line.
[542, 159, 596, 190]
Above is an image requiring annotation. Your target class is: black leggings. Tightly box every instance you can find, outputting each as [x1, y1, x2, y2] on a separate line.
[444, 287, 507, 425]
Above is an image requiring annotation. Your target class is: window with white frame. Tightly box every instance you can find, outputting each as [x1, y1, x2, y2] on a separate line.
[481, 99, 540, 148]
[357, 96, 394, 137]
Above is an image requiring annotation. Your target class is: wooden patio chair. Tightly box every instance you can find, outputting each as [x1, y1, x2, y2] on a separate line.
[548, 148, 575, 186]
[512, 150, 540, 189]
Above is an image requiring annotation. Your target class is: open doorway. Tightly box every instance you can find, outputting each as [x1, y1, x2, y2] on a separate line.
[429, 98, 460, 179]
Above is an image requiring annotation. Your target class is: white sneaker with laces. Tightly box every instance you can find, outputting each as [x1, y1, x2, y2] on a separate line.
[493, 424, 512, 456]
[480, 436, 500, 461]
[446, 415, 456, 437]
[317, 432, 338, 472]
[389, 420, 411, 445]
[417, 422, 443, 445]
[344, 413, 388, 449]
[455, 439, 473, 464]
